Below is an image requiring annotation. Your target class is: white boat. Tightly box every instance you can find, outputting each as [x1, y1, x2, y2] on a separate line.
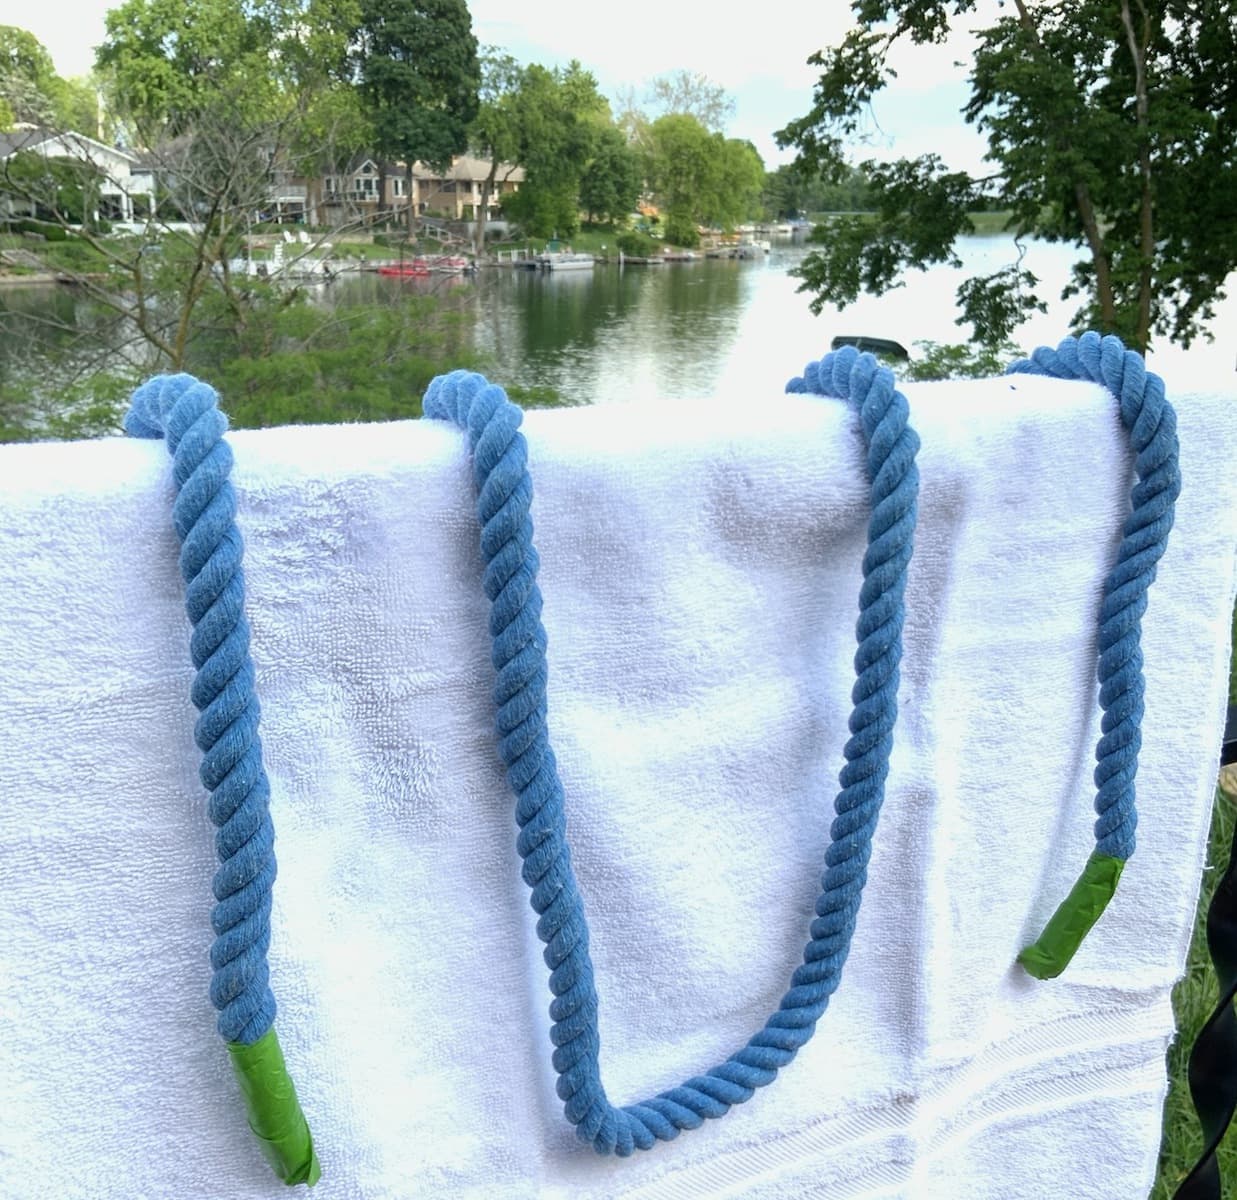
[537, 251, 595, 271]
[223, 239, 336, 281]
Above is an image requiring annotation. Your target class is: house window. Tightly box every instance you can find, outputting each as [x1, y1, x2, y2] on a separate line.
[324, 177, 338, 195]
[392, 177, 405, 197]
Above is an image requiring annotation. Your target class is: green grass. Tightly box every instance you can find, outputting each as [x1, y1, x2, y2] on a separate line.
[1152, 615, 1237, 1196]
[1153, 782, 1237, 1196]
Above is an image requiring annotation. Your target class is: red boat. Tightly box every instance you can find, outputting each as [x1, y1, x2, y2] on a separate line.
[377, 259, 430, 277]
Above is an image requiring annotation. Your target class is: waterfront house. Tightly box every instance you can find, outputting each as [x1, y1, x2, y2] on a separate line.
[0, 126, 156, 223]
[313, 155, 524, 226]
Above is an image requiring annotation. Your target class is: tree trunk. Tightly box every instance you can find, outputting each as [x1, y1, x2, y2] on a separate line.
[1074, 182, 1117, 331]
[1120, 0, 1154, 352]
[406, 162, 416, 239]
[1013, 0, 1118, 335]
[475, 159, 497, 258]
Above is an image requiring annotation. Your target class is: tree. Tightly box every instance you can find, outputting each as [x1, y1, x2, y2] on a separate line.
[712, 138, 766, 228]
[611, 82, 648, 150]
[0, 26, 102, 133]
[79, 0, 370, 364]
[778, 0, 1237, 353]
[578, 125, 641, 225]
[502, 61, 609, 239]
[646, 70, 735, 134]
[99, 0, 284, 137]
[468, 48, 523, 255]
[763, 161, 872, 219]
[645, 114, 765, 242]
[3, 149, 104, 224]
[0, 26, 59, 125]
[352, 0, 479, 235]
[0, 7, 507, 443]
[644, 113, 713, 242]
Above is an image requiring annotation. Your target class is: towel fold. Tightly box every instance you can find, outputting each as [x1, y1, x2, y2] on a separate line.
[0, 370, 1233, 1199]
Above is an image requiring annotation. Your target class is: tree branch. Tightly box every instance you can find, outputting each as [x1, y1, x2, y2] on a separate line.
[1120, 0, 1154, 350]
[1010, 0, 1116, 329]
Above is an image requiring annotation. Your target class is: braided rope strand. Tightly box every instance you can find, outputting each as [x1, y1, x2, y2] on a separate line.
[425, 350, 918, 1154]
[1008, 332, 1181, 977]
[126, 374, 318, 1185]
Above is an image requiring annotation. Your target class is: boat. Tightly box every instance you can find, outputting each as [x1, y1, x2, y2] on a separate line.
[660, 250, 698, 262]
[830, 335, 910, 361]
[222, 249, 335, 282]
[378, 259, 429, 277]
[428, 255, 470, 274]
[537, 251, 595, 271]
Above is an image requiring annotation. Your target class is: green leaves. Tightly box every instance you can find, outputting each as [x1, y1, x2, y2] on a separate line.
[643, 114, 765, 236]
[781, 0, 1237, 354]
[793, 155, 972, 312]
[499, 61, 610, 238]
[353, 0, 479, 175]
[0, 25, 97, 131]
[578, 126, 641, 225]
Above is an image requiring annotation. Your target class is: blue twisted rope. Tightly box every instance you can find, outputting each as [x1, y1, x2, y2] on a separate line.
[424, 348, 919, 1154]
[1007, 332, 1181, 978]
[126, 374, 318, 1185]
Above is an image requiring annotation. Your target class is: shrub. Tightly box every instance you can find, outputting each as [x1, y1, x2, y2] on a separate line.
[616, 230, 659, 257]
[663, 214, 700, 248]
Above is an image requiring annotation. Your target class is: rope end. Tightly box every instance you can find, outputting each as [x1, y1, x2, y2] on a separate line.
[227, 1028, 320, 1186]
[1018, 852, 1125, 979]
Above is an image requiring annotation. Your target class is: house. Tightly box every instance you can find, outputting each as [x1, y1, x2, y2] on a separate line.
[313, 155, 524, 226]
[0, 126, 156, 223]
[414, 155, 525, 221]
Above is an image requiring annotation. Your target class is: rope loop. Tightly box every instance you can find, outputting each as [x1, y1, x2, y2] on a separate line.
[425, 353, 919, 1153]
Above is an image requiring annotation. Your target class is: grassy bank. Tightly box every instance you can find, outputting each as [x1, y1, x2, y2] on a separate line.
[1154, 777, 1237, 1195]
[1152, 616, 1237, 1195]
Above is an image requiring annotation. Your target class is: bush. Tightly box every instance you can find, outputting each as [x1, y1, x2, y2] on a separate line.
[616, 230, 659, 257]
[663, 215, 700, 248]
[13, 219, 67, 242]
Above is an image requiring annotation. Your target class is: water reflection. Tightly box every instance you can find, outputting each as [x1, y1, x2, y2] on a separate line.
[471, 258, 754, 405]
[2, 236, 1232, 432]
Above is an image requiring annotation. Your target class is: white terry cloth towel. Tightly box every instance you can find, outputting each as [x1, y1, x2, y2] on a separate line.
[0, 369, 1234, 1200]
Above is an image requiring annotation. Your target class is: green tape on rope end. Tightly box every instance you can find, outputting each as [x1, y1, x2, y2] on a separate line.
[1018, 852, 1125, 980]
[228, 1028, 320, 1186]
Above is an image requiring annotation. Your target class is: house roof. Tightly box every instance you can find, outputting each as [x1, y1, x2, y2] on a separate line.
[0, 126, 138, 166]
[0, 127, 49, 158]
[323, 154, 525, 185]
[413, 155, 525, 183]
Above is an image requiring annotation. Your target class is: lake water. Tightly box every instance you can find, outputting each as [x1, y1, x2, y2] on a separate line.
[461, 236, 1235, 404]
[3, 234, 1233, 427]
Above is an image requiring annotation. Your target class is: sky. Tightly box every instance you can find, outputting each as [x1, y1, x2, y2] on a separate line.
[2, 0, 994, 173]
